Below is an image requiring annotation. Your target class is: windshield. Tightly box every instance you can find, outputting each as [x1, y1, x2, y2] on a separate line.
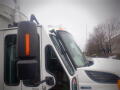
[57, 31, 86, 68]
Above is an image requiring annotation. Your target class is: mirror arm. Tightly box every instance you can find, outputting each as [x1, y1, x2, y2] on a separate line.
[39, 80, 46, 84]
[30, 14, 39, 25]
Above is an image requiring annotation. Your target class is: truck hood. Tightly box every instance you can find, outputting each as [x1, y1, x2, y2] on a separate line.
[77, 58, 120, 77]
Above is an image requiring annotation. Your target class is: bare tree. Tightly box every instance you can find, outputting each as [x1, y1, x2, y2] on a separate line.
[86, 26, 107, 57]
[85, 18, 120, 57]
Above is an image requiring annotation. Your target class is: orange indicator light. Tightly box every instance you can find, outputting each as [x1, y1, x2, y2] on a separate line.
[117, 80, 120, 90]
[25, 33, 30, 56]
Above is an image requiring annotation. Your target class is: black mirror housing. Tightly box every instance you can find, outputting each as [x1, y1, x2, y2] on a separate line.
[18, 21, 39, 58]
[17, 21, 40, 81]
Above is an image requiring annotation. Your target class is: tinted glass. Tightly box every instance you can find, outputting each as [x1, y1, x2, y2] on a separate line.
[4, 35, 19, 85]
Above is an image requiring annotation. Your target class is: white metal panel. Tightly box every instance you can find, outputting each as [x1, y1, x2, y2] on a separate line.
[77, 58, 119, 90]
[0, 31, 4, 90]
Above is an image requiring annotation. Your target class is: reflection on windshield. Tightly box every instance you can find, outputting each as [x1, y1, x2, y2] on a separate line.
[57, 31, 86, 68]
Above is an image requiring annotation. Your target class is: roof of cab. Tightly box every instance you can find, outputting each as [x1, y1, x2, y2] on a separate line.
[0, 27, 18, 31]
[0, 25, 42, 31]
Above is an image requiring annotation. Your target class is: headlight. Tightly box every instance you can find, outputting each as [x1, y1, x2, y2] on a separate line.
[72, 78, 78, 90]
[86, 70, 119, 84]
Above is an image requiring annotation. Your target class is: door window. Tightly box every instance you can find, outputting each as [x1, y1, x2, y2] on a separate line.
[45, 45, 70, 90]
[4, 35, 19, 86]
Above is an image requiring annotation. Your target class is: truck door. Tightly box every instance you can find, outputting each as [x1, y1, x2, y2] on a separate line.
[4, 30, 21, 90]
[43, 34, 79, 90]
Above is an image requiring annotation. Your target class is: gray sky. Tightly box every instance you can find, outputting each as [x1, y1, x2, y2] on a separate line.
[19, 0, 120, 51]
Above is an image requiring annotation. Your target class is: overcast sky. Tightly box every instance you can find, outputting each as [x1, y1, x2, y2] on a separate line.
[19, 0, 120, 51]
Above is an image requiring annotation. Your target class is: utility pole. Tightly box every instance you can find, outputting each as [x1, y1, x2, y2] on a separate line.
[14, 0, 20, 23]
[86, 24, 88, 42]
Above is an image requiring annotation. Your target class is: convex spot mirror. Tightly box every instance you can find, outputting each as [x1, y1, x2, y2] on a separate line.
[17, 60, 38, 80]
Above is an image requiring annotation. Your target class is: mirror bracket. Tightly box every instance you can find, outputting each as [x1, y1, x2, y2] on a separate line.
[46, 77, 55, 86]
[38, 77, 55, 86]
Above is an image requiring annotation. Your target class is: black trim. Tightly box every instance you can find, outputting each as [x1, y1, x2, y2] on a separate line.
[86, 70, 119, 84]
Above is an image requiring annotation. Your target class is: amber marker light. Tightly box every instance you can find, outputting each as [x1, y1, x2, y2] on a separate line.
[117, 80, 120, 90]
[25, 33, 30, 56]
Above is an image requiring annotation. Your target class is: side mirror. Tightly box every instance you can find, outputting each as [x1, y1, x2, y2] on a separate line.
[88, 61, 94, 66]
[86, 61, 93, 66]
[17, 21, 40, 81]
[17, 21, 38, 58]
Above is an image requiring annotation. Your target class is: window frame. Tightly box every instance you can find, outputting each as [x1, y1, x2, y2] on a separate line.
[45, 45, 59, 75]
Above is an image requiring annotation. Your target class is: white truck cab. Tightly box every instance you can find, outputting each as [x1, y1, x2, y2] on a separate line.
[0, 21, 120, 90]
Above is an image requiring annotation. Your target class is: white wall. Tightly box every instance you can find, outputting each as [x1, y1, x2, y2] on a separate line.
[0, 17, 11, 29]
[0, 0, 27, 29]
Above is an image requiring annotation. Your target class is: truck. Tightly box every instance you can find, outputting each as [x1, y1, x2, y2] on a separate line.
[0, 16, 120, 90]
